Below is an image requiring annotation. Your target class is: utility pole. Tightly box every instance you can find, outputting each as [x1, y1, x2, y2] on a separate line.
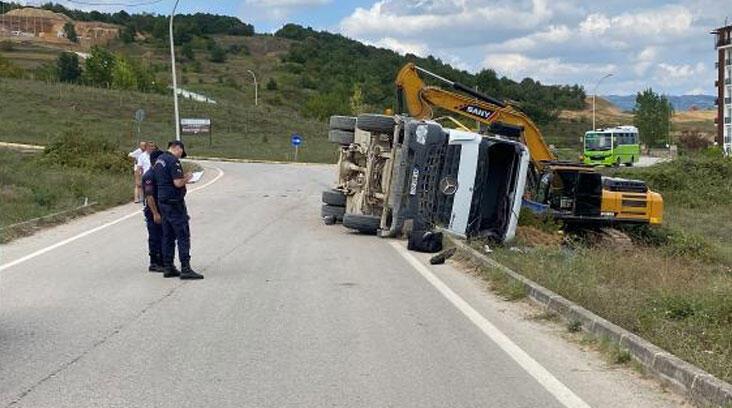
[247, 69, 258, 107]
[169, 0, 181, 141]
[592, 73, 613, 131]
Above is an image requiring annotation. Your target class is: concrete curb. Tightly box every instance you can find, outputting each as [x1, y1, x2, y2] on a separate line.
[187, 156, 332, 167]
[0, 141, 45, 150]
[447, 236, 732, 408]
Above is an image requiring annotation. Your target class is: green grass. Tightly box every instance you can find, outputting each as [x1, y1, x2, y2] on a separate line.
[613, 152, 732, 264]
[0, 36, 335, 164]
[488, 244, 732, 383]
[0, 147, 130, 230]
[0, 77, 334, 163]
[485, 154, 732, 383]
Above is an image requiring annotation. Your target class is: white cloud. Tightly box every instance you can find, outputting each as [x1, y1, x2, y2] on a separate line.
[341, 0, 563, 47]
[577, 5, 693, 41]
[243, 0, 331, 21]
[337, 0, 718, 95]
[483, 53, 617, 84]
[633, 46, 658, 76]
[368, 37, 428, 57]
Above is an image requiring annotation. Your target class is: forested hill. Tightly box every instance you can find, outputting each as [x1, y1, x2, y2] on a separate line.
[275, 24, 586, 124]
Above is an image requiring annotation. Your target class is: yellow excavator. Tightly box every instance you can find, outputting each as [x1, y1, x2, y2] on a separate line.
[395, 63, 663, 226]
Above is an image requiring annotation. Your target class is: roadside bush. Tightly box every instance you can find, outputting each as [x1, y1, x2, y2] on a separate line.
[678, 131, 711, 151]
[517, 207, 561, 234]
[664, 230, 716, 261]
[617, 154, 732, 208]
[41, 132, 128, 174]
[0, 54, 24, 78]
[0, 40, 15, 51]
[622, 224, 716, 262]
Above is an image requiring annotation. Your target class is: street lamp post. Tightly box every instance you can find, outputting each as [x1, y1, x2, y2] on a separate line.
[592, 73, 613, 131]
[247, 69, 258, 107]
[169, 0, 181, 141]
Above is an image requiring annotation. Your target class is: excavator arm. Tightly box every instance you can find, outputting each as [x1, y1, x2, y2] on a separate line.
[395, 63, 556, 170]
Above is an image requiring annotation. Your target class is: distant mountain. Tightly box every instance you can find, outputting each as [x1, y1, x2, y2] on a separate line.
[603, 95, 716, 112]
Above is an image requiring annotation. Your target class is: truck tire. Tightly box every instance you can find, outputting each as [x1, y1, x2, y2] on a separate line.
[356, 114, 395, 134]
[322, 189, 347, 207]
[328, 129, 354, 145]
[321, 204, 345, 220]
[343, 213, 381, 234]
[329, 115, 357, 131]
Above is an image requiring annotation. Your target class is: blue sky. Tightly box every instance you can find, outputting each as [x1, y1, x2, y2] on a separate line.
[38, 0, 731, 95]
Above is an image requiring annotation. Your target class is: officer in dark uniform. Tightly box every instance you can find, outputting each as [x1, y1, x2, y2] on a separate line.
[153, 140, 204, 280]
[142, 149, 165, 273]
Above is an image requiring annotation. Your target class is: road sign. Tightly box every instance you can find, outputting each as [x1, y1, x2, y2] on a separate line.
[291, 134, 303, 161]
[134, 109, 146, 123]
[133, 109, 146, 140]
[181, 118, 213, 147]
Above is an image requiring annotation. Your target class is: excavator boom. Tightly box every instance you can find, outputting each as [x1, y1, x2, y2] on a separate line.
[396, 63, 556, 169]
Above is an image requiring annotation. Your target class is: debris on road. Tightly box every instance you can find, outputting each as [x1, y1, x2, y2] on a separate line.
[430, 248, 457, 265]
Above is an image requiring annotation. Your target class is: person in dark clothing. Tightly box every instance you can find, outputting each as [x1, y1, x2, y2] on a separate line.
[153, 140, 204, 280]
[142, 149, 165, 273]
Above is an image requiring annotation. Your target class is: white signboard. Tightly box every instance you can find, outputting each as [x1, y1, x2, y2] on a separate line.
[180, 118, 212, 134]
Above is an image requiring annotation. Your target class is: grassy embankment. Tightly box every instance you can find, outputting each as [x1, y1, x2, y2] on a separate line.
[478, 153, 732, 383]
[0, 37, 333, 163]
[0, 136, 131, 234]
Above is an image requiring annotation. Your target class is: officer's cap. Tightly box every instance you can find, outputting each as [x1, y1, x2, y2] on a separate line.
[168, 140, 187, 159]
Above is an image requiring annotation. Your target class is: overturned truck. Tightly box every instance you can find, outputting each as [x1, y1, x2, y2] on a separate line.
[321, 114, 529, 244]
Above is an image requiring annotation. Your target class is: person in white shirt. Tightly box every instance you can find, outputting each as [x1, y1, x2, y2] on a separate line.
[129, 141, 147, 203]
[136, 141, 157, 176]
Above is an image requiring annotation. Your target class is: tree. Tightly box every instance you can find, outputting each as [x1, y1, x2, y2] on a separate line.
[63, 22, 78, 43]
[350, 84, 364, 115]
[111, 56, 136, 90]
[84, 46, 115, 88]
[120, 24, 135, 44]
[208, 44, 227, 63]
[266, 78, 278, 91]
[182, 42, 195, 61]
[56, 52, 81, 83]
[633, 88, 674, 147]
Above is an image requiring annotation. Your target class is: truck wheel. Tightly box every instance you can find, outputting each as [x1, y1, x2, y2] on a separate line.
[322, 189, 347, 207]
[625, 157, 634, 167]
[356, 114, 395, 134]
[343, 213, 381, 234]
[328, 129, 354, 145]
[321, 204, 345, 221]
[329, 115, 357, 131]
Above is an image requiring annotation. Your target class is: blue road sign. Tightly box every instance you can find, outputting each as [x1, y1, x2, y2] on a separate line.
[291, 134, 303, 147]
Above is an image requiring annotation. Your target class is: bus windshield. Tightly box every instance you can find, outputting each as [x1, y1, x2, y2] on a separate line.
[585, 133, 612, 151]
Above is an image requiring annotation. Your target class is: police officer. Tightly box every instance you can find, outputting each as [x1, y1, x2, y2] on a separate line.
[142, 149, 165, 273]
[153, 140, 204, 280]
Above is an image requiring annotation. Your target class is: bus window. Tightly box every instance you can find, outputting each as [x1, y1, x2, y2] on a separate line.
[585, 133, 612, 150]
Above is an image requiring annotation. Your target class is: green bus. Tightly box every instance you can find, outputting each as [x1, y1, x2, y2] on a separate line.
[582, 126, 640, 167]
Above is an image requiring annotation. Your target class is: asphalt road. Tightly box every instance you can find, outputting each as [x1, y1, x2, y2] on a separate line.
[0, 161, 688, 408]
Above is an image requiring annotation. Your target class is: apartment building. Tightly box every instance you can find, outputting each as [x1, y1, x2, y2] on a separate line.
[713, 24, 732, 154]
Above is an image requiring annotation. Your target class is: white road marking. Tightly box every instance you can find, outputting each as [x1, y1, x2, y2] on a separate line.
[0, 166, 225, 273]
[389, 241, 592, 408]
